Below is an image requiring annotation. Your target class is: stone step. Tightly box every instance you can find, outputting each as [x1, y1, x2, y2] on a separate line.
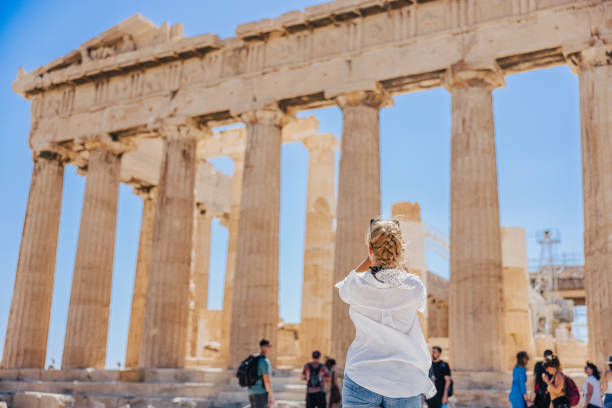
[0, 381, 220, 398]
[217, 391, 306, 402]
[224, 383, 306, 393]
[7, 391, 305, 408]
[452, 390, 510, 408]
[9, 391, 248, 408]
[0, 368, 235, 384]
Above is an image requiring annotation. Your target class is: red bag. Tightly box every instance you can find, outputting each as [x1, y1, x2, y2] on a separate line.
[564, 375, 580, 407]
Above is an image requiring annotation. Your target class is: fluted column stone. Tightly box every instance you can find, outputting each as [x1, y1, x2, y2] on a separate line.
[569, 45, 612, 368]
[299, 133, 337, 363]
[63, 140, 124, 368]
[445, 65, 506, 372]
[2, 150, 66, 368]
[331, 90, 389, 367]
[501, 227, 535, 370]
[187, 205, 212, 357]
[392, 202, 428, 338]
[124, 186, 157, 369]
[220, 152, 245, 367]
[140, 123, 200, 368]
[228, 108, 286, 368]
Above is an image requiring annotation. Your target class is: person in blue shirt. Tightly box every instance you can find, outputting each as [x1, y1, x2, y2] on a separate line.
[510, 351, 531, 408]
[248, 339, 274, 408]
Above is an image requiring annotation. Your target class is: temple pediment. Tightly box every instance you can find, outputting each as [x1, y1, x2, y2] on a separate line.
[14, 13, 221, 95]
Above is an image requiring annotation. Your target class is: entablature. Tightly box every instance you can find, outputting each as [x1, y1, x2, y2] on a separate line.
[14, 0, 611, 147]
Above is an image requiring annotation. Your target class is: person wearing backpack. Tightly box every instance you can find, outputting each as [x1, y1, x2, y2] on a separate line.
[542, 355, 579, 408]
[237, 339, 274, 408]
[302, 350, 331, 408]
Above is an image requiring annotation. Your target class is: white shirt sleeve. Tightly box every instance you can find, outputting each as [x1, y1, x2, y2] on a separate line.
[413, 276, 427, 313]
[335, 270, 358, 304]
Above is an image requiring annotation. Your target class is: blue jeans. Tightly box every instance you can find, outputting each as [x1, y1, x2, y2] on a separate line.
[342, 376, 422, 408]
[604, 394, 612, 408]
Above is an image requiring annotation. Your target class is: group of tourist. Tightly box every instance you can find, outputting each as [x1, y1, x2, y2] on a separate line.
[509, 349, 612, 408]
[242, 343, 341, 408]
[300, 351, 341, 408]
[240, 217, 611, 408]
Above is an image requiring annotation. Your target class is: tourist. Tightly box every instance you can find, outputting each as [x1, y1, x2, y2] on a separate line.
[542, 356, 570, 408]
[335, 218, 436, 408]
[533, 349, 554, 408]
[302, 350, 331, 408]
[601, 355, 612, 408]
[426, 346, 452, 408]
[583, 361, 602, 408]
[325, 358, 341, 408]
[247, 339, 274, 408]
[509, 351, 530, 408]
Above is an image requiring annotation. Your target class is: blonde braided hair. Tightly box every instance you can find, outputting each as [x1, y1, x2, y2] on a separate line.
[366, 218, 406, 270]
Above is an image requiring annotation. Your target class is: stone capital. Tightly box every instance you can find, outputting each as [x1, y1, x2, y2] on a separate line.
[565, 41, 612, 74]
[32, 145, 71, 165]
[159, 119, 209, 142]
[133, 185, 157, 202]
[302, 133, 339, 153]
[334, 89, 393, 110]
[79, 134, 135, 157]
[443, 62, 505, 90]
[238, 107, 292, 128]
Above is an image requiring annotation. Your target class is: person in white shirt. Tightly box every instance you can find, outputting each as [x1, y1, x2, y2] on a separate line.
[583, 361, 603, 408]
[335, 218, 436, 408]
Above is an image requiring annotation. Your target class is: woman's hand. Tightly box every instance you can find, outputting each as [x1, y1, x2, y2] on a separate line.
[541, 373, 550, 384]
[355, 256, 371, 272]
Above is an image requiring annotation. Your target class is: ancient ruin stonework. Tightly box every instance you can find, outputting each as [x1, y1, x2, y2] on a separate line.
[2, 0, 611, 406]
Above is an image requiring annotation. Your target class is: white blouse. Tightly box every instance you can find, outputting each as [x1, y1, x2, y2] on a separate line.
[335, 268, 437, 399]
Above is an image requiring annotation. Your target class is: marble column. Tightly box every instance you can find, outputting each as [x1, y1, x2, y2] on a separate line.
[569, 45, 612, 368]
[124, 186, 156, 369]
[140, 123, 199, 368]
[2, 150, 66, 368]
[445, 65, 506, 372]
[501, 227, 535, 370]
[228, 108, 285, 368]
[220, 152, 245, 367]
[187, 205, 212, 357]
[392, 202, 428, 338]
[63, 143, 123, 368]
[331, 90, 389, 367]
[299, 133, 337, 363]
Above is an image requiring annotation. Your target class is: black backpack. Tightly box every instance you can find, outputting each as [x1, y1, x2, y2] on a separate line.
[307, 363, 322, 389]
[237, 354, 264, 387]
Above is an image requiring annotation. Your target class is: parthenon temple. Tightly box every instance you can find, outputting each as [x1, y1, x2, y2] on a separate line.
[1, 0, 611, 406]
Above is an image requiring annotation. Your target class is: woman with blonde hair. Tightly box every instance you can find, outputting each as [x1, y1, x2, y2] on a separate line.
[335, 218, 436, 408]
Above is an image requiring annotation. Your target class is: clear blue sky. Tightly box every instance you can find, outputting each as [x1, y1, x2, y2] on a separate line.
[0, 1, 583, 368]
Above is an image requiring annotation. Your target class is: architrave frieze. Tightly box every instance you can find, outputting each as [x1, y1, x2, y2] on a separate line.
[14, 0, 610, 146]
